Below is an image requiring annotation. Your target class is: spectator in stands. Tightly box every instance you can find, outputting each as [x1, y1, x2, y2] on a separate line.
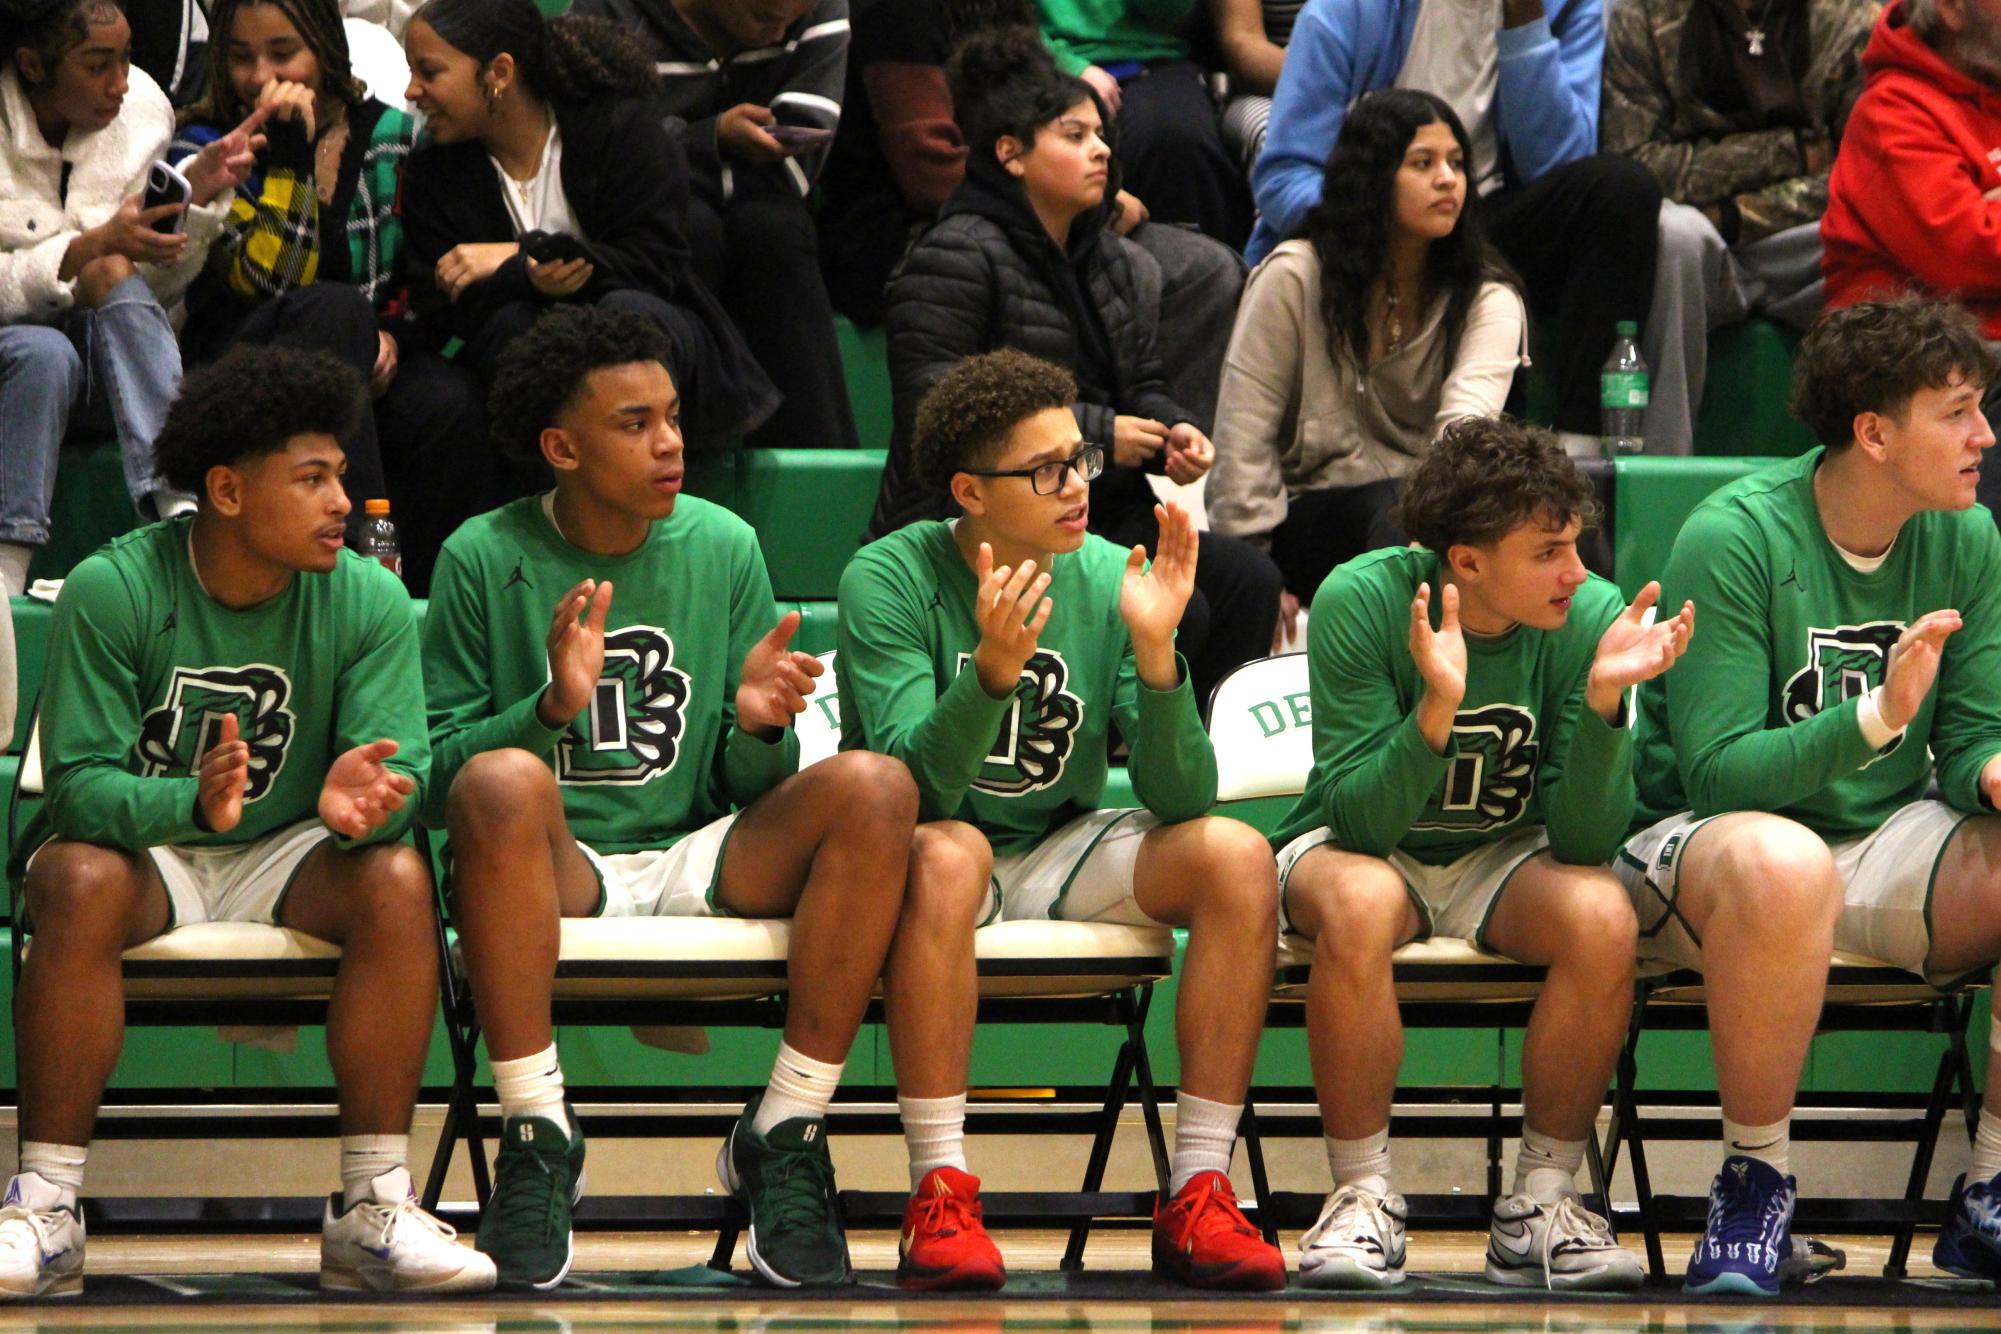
[876, 29, 1283, 707]
[1247, 0, 1720, 455]
[573, 0, 858, 452]
[839, 348, 1285, 1293]
[820, 0, 1245, 429]
[1617, 296, 2001, 1294]
[1211, 0, 1301, 173]
[171, 0, 484, 593]
[0, 0, 261, 596]
[1, 344, 493, 1300]
[425, 306, 995, 1293]
[1032, 0, 1252, 248]
[397, 0, 777, 448]
[1603, 0, 1874, 337]
[1210, 90, 1527, 614]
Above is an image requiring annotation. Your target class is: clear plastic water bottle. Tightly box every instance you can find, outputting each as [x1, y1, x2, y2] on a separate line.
[356, 498, 401, 578]
[1600, 320, 1649, 456]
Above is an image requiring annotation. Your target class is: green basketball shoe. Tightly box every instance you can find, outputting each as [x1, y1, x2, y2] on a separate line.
[476, 1110, 586, 1290]
[717, 1093, 851, 1286]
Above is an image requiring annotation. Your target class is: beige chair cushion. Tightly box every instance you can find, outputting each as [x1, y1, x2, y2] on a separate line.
[1644, 950, 1974, 1006]
[543, 917, 792, 1001]
[1274, 934, 1545, 1003]
[113, 922, 339, 1000]
[970, 921, 1174, 998]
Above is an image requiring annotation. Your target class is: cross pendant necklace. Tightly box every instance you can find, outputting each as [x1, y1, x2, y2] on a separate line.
[1745, 26, 1765, 54]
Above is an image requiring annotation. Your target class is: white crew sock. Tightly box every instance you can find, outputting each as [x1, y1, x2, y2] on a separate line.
[1722, 1114, 1791, 1177]
[1511, 1125, 1588, 1203]
[16, 1142, 86, 1208]
[1972, 1113, 2001, 1183]
[1169, 1092, 1241, 1194]
[1325, 1127, 1392, 1195]
[0, 544, 30, 598]
[752, 1042, 844, 1135]
[339, 1135, 408, 1211]
[899, 1092, 968, 1189]
[491, 1044, 570, 1136]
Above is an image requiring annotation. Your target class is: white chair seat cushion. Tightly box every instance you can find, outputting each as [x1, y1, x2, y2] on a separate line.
[971, 920, 1174, 998]
[543, 917, 792, 1001]
[1274, 934, 1544, 1003]
[1645, 950, 1963, 1005]
[116, 922, 339, 999]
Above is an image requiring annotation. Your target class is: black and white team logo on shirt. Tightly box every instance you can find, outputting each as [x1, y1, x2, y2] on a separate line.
[1783, 622, 1906, 757]
[1410, 703, 1540, 832]
[556, 625, 691, 784]
[959, 649, 1083, 797]
[137, 664, 295, 802]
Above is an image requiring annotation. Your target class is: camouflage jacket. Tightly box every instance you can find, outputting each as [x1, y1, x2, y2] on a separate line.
[1603, 0, 1878, 242]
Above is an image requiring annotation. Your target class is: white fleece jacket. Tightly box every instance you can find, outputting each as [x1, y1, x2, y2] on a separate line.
[0, 63, 231, 325]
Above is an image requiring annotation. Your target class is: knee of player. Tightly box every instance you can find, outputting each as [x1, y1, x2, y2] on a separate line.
[1721, 819, 1840, 931]
[1552, 872, 1641, 970]
[1301, 860, 1410, 955]
[814, 749, 920, 829]
[445, 748, 559, 834]
[343, 843, 437, 922]
[907, 821, 994, 922]
[23, 842, 145, 940]
[1187, 818, 1280, 923]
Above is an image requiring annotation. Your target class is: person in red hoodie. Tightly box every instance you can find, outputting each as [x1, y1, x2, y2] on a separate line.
[1823, 0, 2001, 508]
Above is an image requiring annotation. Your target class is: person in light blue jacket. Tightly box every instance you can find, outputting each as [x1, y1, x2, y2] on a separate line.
[1244, 0, 1708, 455]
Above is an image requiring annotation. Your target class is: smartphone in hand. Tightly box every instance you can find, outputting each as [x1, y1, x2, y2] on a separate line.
[766, 124, 834, 150]
[142, 161, 193, 235]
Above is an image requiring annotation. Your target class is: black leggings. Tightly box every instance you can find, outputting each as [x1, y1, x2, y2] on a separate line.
[1268, 478, 1405, 600]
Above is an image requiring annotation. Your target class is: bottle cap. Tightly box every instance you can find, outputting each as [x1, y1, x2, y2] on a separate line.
[365, 499, 391, 516]
[1615, 320, 1638, 337]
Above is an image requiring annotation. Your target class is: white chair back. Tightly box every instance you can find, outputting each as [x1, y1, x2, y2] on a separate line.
[795, 651, 842, 769]
[1206, 653, 1313, 802]
[19, 717, 41, 798]
[344, 17, 413, 109]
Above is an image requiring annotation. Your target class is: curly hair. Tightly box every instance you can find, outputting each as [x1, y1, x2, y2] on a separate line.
[915, 349, 1077, 492]
[1791, 295, 1998, 450]
[2, 0, 123, 85]
[182, 0, 365, 129]
[948, 25, 1093, 160]
[488, 305, 677, 464]
[1298, 89, 1516, 373]
[153, 344, 363, 496]
[1392, 416, 1599, 554]
[412, 0, 659, 103]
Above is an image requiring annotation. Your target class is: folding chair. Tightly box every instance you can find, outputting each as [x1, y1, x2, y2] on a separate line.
[1605, 953, 1986, 1278]
[424, 650, 1177, 1270]
[7, 710, 475, 1229]
[1199, 654, 1620, 1240]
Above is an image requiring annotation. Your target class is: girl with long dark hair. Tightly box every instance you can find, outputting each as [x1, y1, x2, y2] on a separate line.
[1210, 89, 1527, 605]
[398, 0, 775, 445]
[879, 26, 1282, 708]
[171, 0, 485, 591]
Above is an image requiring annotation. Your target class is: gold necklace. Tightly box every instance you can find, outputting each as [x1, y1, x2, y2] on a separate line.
[1384, 289, 1404, 355]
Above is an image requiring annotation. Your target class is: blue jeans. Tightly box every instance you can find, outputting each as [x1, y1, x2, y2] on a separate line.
[0, 274, 182, 545]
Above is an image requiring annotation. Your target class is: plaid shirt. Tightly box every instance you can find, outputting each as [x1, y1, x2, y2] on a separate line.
[172, 97, 414, 309]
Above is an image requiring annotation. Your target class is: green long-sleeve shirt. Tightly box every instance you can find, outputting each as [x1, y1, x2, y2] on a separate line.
[1635, 450, 2001, 838]
[836, 521, 1215, 854]
[1271, 546, 1635, 867]
[27, 518, 427, 860]
[421, 495, 797, 854]
[1034, 0, 1194, 75]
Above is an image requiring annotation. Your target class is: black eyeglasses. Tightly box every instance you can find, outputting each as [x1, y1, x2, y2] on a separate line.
[963, 444, 1106, 496]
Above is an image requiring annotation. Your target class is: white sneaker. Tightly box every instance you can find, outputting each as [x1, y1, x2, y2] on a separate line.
[1485, 1190, 1645, 1291]
[321, 1167, 498, 1294]
[0, 1173, 85, 1299]
[1297, 1182, 1407, 1288]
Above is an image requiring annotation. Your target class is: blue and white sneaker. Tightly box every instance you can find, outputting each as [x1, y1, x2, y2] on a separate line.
[1685, 1156, 1797, 1296]
[0, 1172, 84, 1299]
[1934, 1171, 2001, 1279]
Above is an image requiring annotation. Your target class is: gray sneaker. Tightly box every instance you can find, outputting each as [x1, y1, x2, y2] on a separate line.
[1485, 1191, 1644, 1291]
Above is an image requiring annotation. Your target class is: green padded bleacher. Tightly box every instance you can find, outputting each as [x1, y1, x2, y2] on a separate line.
[1694, 321, 1819, 457]
[736, 450, 885, 600]
[834, 315, 892, 451]
[1613, 455, 1782, 599]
